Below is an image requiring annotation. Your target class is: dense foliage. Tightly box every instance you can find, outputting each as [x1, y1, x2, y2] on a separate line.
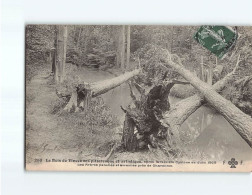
[25, 25, 56, 81]
[26, 25, 252, 85]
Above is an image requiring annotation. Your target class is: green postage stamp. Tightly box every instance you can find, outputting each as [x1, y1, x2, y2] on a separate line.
[194, 26, 238, 59]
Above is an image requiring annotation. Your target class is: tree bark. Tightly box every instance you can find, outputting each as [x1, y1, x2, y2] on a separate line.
[121, 25, 125, 71]
[116, 26, 125, 69]
[63, 69, 141, 112]
[51, 26, 57, 75]
[51, 49, 56, 74]
[122, 113, 138, 152]
[200, 56, 204, 80]
[76, 27, 82, 48]
[116, 27, 121, 68]
[47, 50, 52, 64]
[93, 69, 140, 96]
[126, 25, 131, 70]
[121, 77, 190, 152]
[63, 89, 78, 112]
[161, 53, 252, 147]
[55, 25, 67, 83]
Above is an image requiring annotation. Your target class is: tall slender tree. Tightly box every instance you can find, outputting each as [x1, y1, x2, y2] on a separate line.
[121, 25, 125, 70]
[126, 25, 131, 69]
[55, 25, 68, 83]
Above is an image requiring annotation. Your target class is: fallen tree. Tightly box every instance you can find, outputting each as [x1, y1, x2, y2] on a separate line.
[120, 50, 252, 154]
[119, 54, 247, 154]
[121, 76, 189, 153]
[160, 51, 252, 147]
[62, 69, 141, 112]
[161, 54, 242, 144]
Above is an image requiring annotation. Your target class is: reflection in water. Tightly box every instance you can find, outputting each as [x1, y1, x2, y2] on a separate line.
[170, 97, 252, 160]
[102, 83, 132, 123]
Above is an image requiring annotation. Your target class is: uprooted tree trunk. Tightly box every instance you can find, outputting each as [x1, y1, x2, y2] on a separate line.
[161, 52, 252, 147]
[121, 74, 190, 153]
[63, 69, 141, 112]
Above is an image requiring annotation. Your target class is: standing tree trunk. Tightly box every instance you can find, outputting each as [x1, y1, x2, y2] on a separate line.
[207, 62, 213, 85]
[115, 26, 121, 68]
[126, 25, 131, 70]
[55, 25, 68, 83]
[76, 27, 82, 48]
[51, 48, 56, 74]
[170, 26, 173, 53]
[200, 56, 204, 81]
[51, 26, 57, 75]
[121, 25, 125, 71]
[161, 52, 252, 147]
[116, 26, 125, 69]
[47, 50, 52, 64]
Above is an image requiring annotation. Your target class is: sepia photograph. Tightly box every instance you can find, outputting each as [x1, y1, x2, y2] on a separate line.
[25, 25, 252, 171]
[3, 0, 252, 194]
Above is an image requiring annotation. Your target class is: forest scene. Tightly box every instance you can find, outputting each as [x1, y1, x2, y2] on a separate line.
[25, 25, 252, 166]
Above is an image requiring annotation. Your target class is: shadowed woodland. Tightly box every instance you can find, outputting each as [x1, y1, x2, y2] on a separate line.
[26, 25, 252, 163]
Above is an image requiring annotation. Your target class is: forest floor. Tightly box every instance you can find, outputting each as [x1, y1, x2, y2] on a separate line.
[26, 64, 159, 165]
[26, 67, 96, 163]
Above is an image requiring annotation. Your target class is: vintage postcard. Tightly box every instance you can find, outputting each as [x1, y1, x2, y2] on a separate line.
[25, 25, 252, 172]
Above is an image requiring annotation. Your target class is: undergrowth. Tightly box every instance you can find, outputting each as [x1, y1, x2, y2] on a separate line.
[50, 96, 121, 156]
